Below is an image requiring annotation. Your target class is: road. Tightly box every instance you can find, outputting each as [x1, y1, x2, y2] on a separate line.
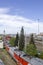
[0, 49, 17, 65]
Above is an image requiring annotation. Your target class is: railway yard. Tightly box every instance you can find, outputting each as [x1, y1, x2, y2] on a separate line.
[0, 49, 17, 65]
[0, 44, 43, 65]
[0, 39, 43, 65]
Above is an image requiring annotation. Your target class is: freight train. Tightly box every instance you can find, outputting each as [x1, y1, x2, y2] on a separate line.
[5, 43, 43, 65]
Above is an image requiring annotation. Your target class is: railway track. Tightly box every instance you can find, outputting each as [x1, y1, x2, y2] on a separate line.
[0, 49, 17, 65]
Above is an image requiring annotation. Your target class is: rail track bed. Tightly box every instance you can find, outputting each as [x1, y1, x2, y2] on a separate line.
[0, 49, 17, 65]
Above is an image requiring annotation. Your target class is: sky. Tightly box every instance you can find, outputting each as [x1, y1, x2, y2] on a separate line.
[0, 0, 43, 34]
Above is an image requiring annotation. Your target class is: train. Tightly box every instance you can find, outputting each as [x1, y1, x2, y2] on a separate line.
[5, 43, 43, 65]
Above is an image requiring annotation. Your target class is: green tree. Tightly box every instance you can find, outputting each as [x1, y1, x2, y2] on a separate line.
[14, 32, 19, 46]
[9, 37, 15, 46]
[38, 52, 43, 59]
[26, 44, 37, 56]
[19, 27, 25, 51]
[0, 36, 2, 40]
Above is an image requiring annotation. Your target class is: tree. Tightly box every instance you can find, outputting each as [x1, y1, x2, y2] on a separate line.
[29, 34, 36, 48]
[26, 44, 37, 56]
[14, 32, 19, 46]
[9, 37, 15, 46]
[0, 36, 2, 40]
[19, 27, 25, 51]
[25, 34, 37, 56]
[38, 52, 43, 59]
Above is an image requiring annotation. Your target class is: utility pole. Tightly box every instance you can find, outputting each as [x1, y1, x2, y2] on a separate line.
[4, 30, 5, 35]
[38, 19, 40, 34]
[25, 31, 26, 52]
[3, 30, 6, 46]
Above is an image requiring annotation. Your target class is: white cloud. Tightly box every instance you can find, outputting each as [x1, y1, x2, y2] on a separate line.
[0, 8, 43, 34]
[0, 8, 10, 14]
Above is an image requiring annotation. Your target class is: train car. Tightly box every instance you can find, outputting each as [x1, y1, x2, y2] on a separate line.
[5, 44, 43, 65]
[14, 50, 31, 65]
[5, 44, 31, 65]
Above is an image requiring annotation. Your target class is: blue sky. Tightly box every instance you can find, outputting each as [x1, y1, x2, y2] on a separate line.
[0, 0, 43, 21]
[0, 0, 43, 34]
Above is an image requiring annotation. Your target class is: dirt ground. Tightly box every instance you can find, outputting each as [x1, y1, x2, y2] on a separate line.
[0, 49, 17, 65]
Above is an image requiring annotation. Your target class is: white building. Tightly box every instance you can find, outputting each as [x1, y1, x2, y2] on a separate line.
[0, 40, 3, 48]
